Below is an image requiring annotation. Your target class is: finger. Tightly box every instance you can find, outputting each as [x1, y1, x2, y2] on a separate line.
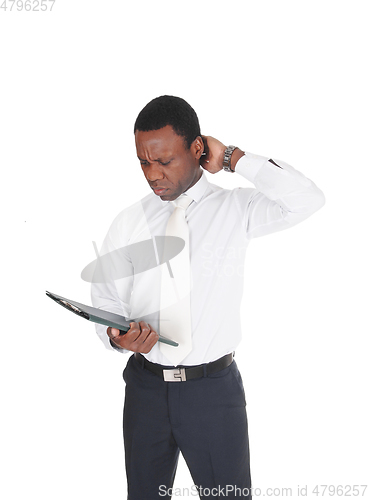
[125, 322, 142, 342]
[139, 331, 160, 354]
[144, 323, 159, 342]
[138, 321, 150, 337]
[107, 327, 121, 339]
[130, 324, 158, 349]
[146, 329, 159, 344]
[131, 322, 153, 345]
[120, 321, 159, 352]
[199, 155, 209, 168]
[126, 321, 154, 344]
[201, 135, 209, 155]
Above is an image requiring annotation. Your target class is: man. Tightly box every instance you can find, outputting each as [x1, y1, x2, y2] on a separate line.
[91, 95, 325, 499]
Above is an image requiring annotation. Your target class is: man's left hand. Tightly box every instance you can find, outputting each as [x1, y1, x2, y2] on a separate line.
[200, 136, 245, 173]
[200, 136, 226, 174]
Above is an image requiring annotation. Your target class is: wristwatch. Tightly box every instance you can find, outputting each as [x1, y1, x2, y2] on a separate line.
[223, 145, 237, 173]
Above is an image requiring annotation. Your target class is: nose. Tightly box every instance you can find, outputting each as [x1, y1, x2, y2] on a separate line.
[144, 163, 164, 182]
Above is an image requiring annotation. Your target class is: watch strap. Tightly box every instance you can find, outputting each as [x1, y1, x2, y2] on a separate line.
[223, 145, 237, 172]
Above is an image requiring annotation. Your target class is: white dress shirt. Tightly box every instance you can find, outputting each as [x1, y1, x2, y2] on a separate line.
[91, 151, 325, 365]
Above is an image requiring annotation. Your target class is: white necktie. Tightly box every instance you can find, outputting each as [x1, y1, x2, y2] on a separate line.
[159, 194, 193, 366]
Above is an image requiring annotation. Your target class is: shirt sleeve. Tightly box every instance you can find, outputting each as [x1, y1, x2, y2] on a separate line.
[233, 152, 325, 238]
[91, 217, 132, 354]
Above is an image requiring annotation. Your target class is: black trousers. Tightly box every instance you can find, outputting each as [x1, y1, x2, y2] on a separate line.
[122, 354, 252, 499]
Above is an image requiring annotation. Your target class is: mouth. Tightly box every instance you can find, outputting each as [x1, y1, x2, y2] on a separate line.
[152, 187, 168, 196]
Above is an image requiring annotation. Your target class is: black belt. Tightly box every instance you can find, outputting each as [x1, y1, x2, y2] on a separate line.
[134, 352, 234, 382]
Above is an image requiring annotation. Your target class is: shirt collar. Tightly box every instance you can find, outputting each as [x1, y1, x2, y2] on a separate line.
[158, 170, 209, 206]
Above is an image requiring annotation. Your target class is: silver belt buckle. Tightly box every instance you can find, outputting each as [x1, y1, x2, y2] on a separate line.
[163, 367, 187, 382]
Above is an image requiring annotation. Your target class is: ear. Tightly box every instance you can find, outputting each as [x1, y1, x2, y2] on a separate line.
[191, 136, 204, 160]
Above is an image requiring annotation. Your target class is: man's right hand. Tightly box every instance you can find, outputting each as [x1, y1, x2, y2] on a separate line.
[106, 321, 159, 354]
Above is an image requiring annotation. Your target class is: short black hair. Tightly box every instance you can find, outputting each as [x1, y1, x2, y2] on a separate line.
[134, 95, 201, 149]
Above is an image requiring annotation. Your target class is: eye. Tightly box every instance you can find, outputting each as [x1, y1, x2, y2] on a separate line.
[159, 160, 171, 166]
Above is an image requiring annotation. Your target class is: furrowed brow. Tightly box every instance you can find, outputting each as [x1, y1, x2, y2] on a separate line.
[137, 156, 171, 163]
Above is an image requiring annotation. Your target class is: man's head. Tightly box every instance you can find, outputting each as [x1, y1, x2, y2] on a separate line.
[134, 95, 204, 201]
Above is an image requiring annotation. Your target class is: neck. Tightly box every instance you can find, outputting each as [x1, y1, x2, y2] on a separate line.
[187, 168, 202, 192]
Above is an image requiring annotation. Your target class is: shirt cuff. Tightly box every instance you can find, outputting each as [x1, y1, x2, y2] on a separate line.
[234, 152, 268, 183]
[109, 337, 128, 353]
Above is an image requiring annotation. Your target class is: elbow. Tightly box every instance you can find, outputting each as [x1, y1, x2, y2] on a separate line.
[281, 188, 325, 227]
[311, 188, 326, 214]
[295, 187, 326, 215]
[283, 189, 326, 216]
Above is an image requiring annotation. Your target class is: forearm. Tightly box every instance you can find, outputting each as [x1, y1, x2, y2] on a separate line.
[234, 152, 325, 215]
[229, 150, 325, 238]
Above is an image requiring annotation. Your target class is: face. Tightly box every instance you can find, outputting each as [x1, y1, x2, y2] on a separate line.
[135, 125, 204, 201]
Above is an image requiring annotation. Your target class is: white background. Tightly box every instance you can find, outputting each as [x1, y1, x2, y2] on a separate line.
[1, 0, 368, 498]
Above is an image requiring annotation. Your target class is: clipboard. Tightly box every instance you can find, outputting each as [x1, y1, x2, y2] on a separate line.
[45, 291, 178, 347]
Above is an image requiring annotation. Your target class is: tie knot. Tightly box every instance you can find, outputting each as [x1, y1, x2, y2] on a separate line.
[172, 194, 192, 211]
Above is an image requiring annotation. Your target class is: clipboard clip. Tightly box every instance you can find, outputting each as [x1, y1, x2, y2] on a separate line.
[46, 291, 90, 320]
